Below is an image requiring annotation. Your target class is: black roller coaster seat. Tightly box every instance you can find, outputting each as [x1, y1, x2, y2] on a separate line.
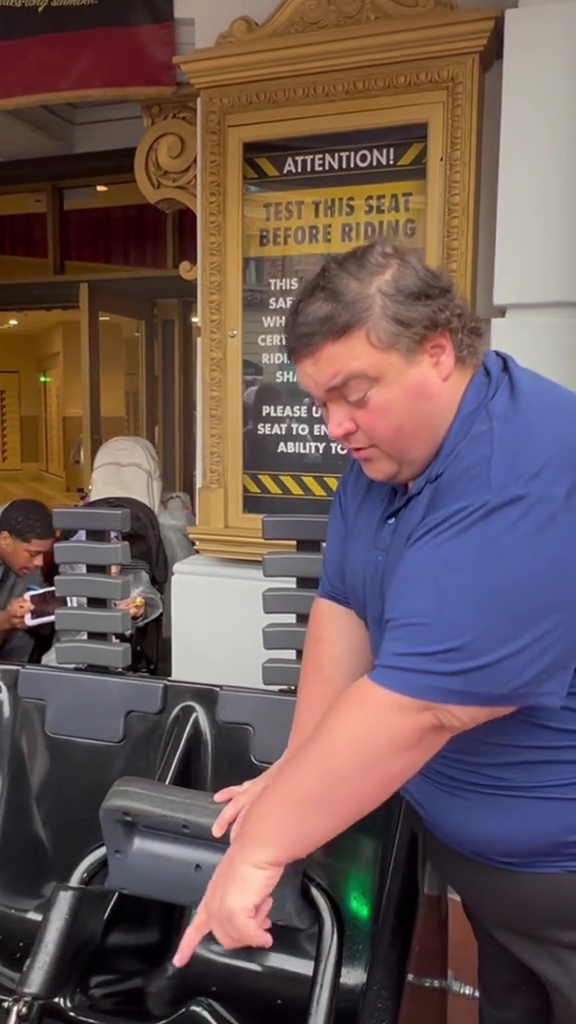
[0, 662, 418, 1024]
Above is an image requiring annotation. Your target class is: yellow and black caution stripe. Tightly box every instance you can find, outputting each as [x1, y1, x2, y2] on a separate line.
[396, 142, 426, 167]
[243, 472, 341, 499]
[243, 156, 281, 180]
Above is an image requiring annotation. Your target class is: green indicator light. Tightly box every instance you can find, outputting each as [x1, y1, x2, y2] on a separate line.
[347, 889, 372, 925]
[344, 871, 374, 929]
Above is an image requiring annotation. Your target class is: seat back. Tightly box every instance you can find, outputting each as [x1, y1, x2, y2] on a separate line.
[0, 643, 298, 997]
[0, 663, 169, 979]
[261, 514, 328, 689]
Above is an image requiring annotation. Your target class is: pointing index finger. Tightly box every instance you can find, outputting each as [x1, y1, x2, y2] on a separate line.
[173, 906, 210, 968]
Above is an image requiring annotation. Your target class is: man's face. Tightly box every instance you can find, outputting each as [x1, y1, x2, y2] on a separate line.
[296, 328, 472, 484]
[0, 533, 53, 577]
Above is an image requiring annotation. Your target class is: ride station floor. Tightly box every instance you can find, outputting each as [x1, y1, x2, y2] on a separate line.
[399, 893, 478, 1024]
[0, 468, 77, 508]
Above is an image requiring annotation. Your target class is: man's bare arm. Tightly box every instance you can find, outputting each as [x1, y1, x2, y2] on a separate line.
[210, 596, 371, 839]
[236, 678, 516, 868]
[286, 596, 372, 752]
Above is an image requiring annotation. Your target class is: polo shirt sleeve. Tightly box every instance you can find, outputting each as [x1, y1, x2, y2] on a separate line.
[316, 474, 352, 610]
[370, 496, 576, 709]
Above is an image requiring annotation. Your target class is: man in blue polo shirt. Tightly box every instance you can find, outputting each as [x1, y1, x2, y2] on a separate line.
[174, 241, 576, 1023]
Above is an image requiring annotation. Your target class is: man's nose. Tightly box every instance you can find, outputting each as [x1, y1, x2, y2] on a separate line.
[33, 554, 44, 568]
[325, 407, 356, 443]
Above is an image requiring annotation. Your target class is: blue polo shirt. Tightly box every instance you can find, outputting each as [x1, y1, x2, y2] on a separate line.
[318, 350, 576, 872]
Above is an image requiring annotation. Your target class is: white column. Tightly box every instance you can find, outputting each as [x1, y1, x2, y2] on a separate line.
[491, 0, 576, 389]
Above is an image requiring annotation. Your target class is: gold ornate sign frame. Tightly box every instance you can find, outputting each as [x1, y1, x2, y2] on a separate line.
[176, 0, 501, 560]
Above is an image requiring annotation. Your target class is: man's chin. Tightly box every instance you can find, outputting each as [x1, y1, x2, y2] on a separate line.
[348, 446, 405, 483]
[358, 459, 398, 483]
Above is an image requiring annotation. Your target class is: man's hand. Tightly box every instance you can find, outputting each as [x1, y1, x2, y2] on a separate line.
[212, 761, 283, 841]
[172, 848, 283, 966]
[3, 597, 31, 630]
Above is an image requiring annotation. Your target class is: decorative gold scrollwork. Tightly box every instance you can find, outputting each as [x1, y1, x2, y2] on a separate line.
[134, 96, 198, 281]
[217, 0, 455, 43]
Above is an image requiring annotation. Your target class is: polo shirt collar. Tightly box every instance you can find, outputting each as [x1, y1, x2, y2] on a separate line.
[406, 349, 503, 499]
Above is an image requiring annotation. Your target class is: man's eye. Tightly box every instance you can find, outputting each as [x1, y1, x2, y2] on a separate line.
[347, 393, 369, 408]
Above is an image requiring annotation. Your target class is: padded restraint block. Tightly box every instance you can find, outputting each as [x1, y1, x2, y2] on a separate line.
[18, 666, 165, 741]
[54, 540, 130, 566]
[53, 506, 131, 533]
[262, 587, 315, 616]
[262, 553, 323, 580]
[262, 659, 301, 689]
[263, 623, 307, 652]
[101, 778, 315, 930]
[261, 515, 328, 543]
[55, 573, 131, 601]
[54, 640, 132, 671]
[55, 606, 131, 634]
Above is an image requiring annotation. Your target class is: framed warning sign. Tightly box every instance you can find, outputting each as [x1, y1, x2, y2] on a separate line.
[241, 124, 428, 516]
[178, 0, 500, 558]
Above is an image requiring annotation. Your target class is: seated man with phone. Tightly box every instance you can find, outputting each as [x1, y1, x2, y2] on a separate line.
[0, 499, 54, 662]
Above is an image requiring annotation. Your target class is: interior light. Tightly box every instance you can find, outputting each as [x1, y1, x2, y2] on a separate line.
[95, 185, 109, 193]
[190, 315, 200, 324]
[98, 315, 110, 321]
[8, 319, 18, 326]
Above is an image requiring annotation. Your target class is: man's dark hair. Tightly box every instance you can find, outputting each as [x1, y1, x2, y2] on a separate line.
[286, 241, 486, 366]
[0, 499, 53, 542]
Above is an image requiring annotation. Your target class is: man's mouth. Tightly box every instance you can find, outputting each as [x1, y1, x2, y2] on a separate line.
[349, 445, 375, 459]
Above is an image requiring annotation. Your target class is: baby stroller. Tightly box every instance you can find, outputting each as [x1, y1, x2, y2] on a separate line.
[88, 436, 196, 566]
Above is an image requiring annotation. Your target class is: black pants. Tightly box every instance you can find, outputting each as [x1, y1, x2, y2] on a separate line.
[425, 830, 576, 1024]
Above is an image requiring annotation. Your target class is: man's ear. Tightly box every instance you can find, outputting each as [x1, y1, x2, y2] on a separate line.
[0, 532, 14, 556]
[425, 332, 456, 381]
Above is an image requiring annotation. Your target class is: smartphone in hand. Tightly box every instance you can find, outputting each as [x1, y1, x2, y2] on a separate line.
[24, 587, 67, 627]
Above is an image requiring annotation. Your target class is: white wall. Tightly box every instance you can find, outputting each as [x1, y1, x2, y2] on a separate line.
[491, 0, 576, 388]
[174, 0, 279, 49]
[475, 61, 503, 322]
